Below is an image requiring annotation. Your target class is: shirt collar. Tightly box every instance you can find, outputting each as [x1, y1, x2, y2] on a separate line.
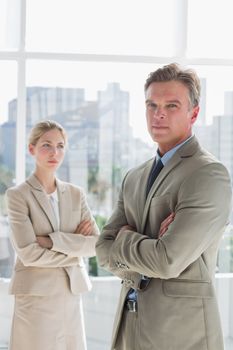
[48, 189, 59, 202]
[158, 134, 194, 166]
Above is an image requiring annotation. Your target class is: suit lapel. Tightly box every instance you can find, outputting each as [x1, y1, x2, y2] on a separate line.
[141, 153, 182, 231]
[136, 159, 154, 232]
[140, 136, 200, 233]
[56, 179, 72, 232]
[27, 174, 58, 231]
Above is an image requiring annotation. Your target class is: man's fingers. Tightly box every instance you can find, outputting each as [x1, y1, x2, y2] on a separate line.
[161, 216, 173, 230]
[159, 213, 175, 237]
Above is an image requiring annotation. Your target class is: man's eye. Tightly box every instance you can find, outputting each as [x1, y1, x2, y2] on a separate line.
[58, 144, 64, 149]
[43, 143, 50, 148]
[147, 103, 157, 110]
[167, 104, 177, 109]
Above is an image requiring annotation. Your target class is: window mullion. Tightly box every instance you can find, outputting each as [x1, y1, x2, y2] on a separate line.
[16, 0, 26, 184]
[173, 0, 188, 59]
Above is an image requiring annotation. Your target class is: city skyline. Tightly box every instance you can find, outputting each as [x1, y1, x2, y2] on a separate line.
[3, 63, 233, 143]
[1, 83, 155, 216]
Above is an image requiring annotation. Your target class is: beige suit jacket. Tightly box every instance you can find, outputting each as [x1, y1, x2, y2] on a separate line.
[96, 136, 232, 350]
[6, 174, 99, 296]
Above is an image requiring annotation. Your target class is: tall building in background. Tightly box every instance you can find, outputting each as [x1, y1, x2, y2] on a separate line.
[26, 87, 85, 125]
[0, 122, 16, 172]
[98, 83, 131, 214]
[197, 78, 207, 126]
[211, 91, 233, 178]
[211, 93, 233, 272]
[193, 78, 211, 149]
[224, 91, 233, 116]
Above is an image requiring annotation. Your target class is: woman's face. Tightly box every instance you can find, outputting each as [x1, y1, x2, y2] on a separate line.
[29, 128, 66, 173]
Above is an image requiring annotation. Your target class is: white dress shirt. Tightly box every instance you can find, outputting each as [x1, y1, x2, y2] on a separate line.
[48, 189, 60, 229]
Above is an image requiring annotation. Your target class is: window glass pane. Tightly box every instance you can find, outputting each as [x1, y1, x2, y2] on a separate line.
[0, 0, 21, 50]
[26, 0, 176, 56]
[191, 65, 233, 274]
[0, 62, 17, 279]
[188, 0, 233, 58]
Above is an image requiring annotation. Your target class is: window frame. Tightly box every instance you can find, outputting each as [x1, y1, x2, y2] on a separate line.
[0, 0, 233, 184]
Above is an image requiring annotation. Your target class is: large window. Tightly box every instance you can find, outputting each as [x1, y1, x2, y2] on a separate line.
[26, 0, 176, 56]
[188, 0, 233, 59]
[0, 1, 233, 349]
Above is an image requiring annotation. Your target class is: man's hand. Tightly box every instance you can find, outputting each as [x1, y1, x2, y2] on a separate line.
[37, 236, 53, 249]
[159, 212, 175, 237]
[74, 220, 93, 236]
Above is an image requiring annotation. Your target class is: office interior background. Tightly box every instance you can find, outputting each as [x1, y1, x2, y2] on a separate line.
[0, 0, 233, 349]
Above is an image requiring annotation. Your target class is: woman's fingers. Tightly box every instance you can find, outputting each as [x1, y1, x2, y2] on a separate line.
[75, 220, 93, 235]
[37, 236, 53, 249]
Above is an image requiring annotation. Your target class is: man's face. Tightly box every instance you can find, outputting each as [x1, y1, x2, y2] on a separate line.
[145, 80, 199, 155]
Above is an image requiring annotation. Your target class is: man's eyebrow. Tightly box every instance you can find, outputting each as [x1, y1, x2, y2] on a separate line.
[165, 99, 181, 105]
[145, 99, 156, 104]
[145, 99, 182, 104]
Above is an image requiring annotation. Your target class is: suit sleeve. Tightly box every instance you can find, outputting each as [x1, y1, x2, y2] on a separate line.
[98, 163, 232, 279]
[49, 189, 100, 257]
[6, 188, 80, 268]
[96, 174, 142, 283]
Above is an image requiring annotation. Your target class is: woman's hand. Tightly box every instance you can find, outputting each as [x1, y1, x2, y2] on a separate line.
[74, 220, 93, 236]
[37, 236, 53, 249]
[159, 212, 175, 237]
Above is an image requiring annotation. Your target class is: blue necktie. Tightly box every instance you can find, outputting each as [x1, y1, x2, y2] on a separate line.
[146, 158, 164, 197]
[138, 158, 164, 291]
[126, 158, 164, 300]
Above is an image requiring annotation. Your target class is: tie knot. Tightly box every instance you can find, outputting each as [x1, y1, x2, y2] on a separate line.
[155, 158, 164, 173]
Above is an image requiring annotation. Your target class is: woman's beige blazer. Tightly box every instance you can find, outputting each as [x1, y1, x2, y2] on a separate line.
[6, 174, 99, 296]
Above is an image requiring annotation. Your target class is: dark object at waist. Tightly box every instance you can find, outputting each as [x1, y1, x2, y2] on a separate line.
[125, 299, 137, 312]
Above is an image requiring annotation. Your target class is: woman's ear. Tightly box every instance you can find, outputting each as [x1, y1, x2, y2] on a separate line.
[28, 143, 35, 155]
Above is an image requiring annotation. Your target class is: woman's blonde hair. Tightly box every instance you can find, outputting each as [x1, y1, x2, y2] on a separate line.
[28, 120, 67, 146]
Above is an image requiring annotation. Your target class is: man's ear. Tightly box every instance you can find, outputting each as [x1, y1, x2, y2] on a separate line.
[191, 105, 199, 125]
[28, 143, 35, 155]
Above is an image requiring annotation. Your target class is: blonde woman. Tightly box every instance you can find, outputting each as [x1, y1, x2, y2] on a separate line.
[6, 120, 99, 350]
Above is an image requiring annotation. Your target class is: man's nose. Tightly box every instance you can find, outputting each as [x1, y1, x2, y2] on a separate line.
[153, 107, 166, 118]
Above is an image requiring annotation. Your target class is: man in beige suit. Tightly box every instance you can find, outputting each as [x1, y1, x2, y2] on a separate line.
[96, 63, 232, 350]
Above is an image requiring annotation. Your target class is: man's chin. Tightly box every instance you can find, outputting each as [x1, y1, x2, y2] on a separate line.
[149, 132, 168, 143]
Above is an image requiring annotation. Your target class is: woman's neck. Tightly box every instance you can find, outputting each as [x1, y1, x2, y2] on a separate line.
[34, 169, 56, 194]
